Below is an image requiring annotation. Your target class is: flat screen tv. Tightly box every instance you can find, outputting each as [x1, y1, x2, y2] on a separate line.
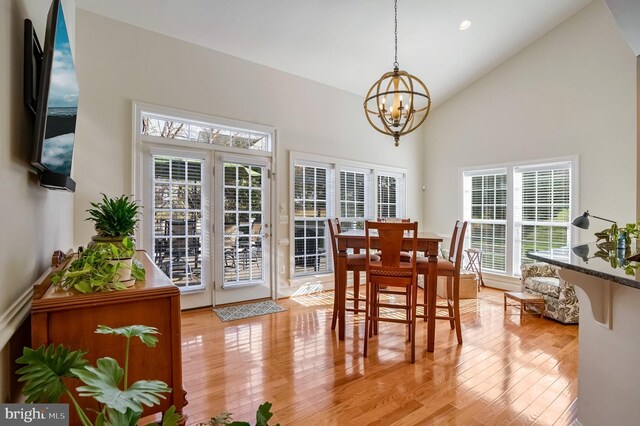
[30, 0, 78, 191]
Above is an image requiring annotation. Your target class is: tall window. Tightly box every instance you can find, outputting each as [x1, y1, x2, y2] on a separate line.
[293, 162, 333, 275]
[514, 165, 572, 267]
[377, 172, 406, 219]
[152, 155, 203, 289]
[290, 153, 406, 278]
[463, 159, 574, 277]
[464, 171, 508, 273]
[339, 168, 372, 230]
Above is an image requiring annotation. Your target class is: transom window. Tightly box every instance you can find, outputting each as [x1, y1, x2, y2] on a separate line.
[141, 113, 270, 152]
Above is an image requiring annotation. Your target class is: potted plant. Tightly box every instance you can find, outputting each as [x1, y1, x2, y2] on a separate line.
[52, 237, 145, 293]
[87, 194, 141, 247]
[16, 324, 182, 426]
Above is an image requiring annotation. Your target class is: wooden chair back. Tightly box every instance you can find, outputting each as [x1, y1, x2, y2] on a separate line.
[365, 221, 418, 284]
[449, 220, 468, 277]
[327, 218, 342, 262]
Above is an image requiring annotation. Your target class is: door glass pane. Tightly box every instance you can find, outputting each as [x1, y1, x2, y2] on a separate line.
[223, 162, 265, 287]
[152, 155, 203, 290]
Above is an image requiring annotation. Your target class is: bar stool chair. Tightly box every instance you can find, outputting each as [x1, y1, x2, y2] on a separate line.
[376, 218, 412, 262]
[328, 218, 380, 330]
[415, 220, 468, 345]
[363, 220, 419, 363]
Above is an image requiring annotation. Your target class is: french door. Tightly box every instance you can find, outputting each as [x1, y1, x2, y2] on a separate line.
[214, 153, 271, 305]
[145, 149, 272, 309]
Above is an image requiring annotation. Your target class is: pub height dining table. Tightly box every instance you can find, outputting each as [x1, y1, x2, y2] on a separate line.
[334, 229, 443, 352]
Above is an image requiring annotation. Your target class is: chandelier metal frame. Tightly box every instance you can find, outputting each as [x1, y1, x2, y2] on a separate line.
[363, 0, 431, 146]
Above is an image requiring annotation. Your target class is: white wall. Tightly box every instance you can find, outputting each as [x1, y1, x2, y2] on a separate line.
[0, 0, 75, 402]
[72, 10, 425, 297]
[422, 0, 636, 242]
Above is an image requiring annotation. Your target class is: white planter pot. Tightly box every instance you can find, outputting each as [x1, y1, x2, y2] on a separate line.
[110, 258, 133, 283]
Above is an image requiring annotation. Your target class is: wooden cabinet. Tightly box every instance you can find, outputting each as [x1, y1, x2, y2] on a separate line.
[31, 251, 186, 425]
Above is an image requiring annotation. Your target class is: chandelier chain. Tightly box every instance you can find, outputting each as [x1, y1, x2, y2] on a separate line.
[393, 0, 398, 68]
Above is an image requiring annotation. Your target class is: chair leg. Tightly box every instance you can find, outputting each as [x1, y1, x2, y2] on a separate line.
[331, 272, 338, 330]
[363, 279, 371, 358]
[454, 280, 463, 345]
[410, 280, 418, 363]
[353, 271, 360, 312]
[446, 277, 455, 330]
[422, 273, 428, 321]
[371, 283, 377, 336]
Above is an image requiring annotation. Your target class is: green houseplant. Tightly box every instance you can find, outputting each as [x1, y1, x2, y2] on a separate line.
[16, 325, 181, 426]
[87, 194, 142, 246]
[52, 237, 145, 293]
[199, 402, 278, 426]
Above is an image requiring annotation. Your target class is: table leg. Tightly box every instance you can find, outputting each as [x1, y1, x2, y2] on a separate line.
[337, 248, 348, 341]
[426, 242, 439, 352]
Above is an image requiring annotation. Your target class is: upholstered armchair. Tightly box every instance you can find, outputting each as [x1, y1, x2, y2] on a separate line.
[520, 262, 579, 324]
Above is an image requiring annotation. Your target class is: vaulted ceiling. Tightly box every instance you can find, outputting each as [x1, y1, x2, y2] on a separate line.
[76, 0, 593, 106]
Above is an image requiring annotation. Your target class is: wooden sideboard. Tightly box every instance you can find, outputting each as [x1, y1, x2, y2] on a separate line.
[31, 250, 186, 425]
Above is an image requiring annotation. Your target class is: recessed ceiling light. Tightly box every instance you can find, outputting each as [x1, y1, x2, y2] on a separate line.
[459, 20, 471, 31]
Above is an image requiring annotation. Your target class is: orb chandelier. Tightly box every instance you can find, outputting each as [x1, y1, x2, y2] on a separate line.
[364, 0, 431, 147]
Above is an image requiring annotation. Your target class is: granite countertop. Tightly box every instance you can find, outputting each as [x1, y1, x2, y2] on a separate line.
[528, 242, 640, 290]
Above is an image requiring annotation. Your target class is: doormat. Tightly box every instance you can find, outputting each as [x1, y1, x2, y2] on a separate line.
[213, 300, 286, 322]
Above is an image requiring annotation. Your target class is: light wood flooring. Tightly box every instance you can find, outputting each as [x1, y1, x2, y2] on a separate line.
[178, 288, 578, 425]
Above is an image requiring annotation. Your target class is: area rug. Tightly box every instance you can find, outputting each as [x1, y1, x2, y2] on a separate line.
[213, 300, 286, 322]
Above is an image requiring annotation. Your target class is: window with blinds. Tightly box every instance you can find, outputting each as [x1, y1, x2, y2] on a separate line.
[290, 153, 407, 278]
[377, 172, 406, 219]
[293, 162, 333, 275]
[464, 171, 508, 273]
[462, 159, 574, 277]
[514, 164, 572, 267]
[339, 168, 372, 230]
[152, 155, 204, 289]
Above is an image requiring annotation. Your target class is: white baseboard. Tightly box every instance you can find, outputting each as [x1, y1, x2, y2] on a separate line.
[0, 286, 33, 350]
[483, 273, 521, 292]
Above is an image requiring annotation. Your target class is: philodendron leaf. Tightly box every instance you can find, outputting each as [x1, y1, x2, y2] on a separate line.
[95, 325, 160, 347]
[72, 357, 171, 414]
[16, 344, 88, 403]
[255, 402, 278, 426]
[104, 407, 142, 426]
[158, 405, 181, 426]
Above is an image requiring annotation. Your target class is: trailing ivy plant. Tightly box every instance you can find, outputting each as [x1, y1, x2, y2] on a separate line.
[16, 325, 180, 426]
[87, 193, 142, 238]
[52, 237, 145, 293]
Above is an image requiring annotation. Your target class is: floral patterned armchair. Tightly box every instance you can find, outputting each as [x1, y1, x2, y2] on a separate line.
[520, 262, 579, 324]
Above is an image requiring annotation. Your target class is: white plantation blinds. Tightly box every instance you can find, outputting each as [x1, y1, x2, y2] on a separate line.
[290, 153, 407, 278]
[377, 172, 406, 219]
[464, 171, 508, 273]
[340, 167, 373, 230]
[462, 160, 574, 277]
[152, 155, 204, 289]
[514, 163, 572, 267]
[293, 161, 334, 276]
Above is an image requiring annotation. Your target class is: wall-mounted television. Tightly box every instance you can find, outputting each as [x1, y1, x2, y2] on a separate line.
[27, 0, 78, 192]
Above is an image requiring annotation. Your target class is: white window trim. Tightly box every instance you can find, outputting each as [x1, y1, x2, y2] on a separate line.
[132, 101, 279, 299]
[459, 156, 578, 277]
[289, 151, 408, 278]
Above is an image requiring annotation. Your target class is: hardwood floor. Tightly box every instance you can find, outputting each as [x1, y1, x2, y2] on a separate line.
[177, 288, 578, 425]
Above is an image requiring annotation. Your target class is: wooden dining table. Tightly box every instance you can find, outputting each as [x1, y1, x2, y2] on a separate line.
[335, 229, 443, 352]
